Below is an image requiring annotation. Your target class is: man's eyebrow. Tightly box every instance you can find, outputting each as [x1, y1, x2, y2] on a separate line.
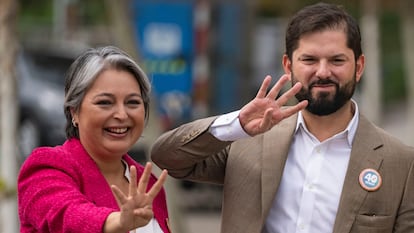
[297, 54, 316, 60]
[297, 53, 349, 59]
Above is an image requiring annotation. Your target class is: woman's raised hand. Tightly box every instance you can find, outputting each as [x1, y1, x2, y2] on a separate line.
[105, 162, 168, 233]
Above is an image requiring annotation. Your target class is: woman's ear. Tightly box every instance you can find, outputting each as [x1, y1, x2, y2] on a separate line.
[70, 108, 77, 122]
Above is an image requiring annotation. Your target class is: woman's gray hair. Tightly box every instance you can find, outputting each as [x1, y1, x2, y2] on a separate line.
[64, 46, 151, 139]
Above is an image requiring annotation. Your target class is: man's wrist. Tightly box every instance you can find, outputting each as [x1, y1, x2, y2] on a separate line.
[210, 110, 250, 141]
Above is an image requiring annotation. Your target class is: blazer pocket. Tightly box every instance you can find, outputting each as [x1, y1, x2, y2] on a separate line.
[351, 214, 394, 233]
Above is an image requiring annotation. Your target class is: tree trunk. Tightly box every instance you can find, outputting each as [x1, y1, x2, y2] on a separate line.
[360, 0, 382, 124]
[0, 0, 19, 232]
[400, 0, 414, 146]
[103, 0, 140, 60]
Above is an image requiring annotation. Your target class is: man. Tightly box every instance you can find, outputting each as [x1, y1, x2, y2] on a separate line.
[151, 2, 414, 233]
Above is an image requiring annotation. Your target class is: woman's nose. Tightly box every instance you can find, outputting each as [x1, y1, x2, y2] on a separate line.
[114, 105, 128, 119]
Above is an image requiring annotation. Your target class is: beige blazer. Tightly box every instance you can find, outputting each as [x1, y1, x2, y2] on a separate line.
[151, 113, 414, 233]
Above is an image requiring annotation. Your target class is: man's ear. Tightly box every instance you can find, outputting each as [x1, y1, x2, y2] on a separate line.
[282, 54, 292, 74]
[355, 54, 365, 83]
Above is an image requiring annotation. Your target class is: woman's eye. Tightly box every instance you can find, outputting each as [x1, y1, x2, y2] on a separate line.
[96, 100, 112, 105]
[127, 99, 142, 105]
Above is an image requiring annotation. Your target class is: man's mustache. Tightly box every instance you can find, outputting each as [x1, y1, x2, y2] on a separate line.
[309, 79, 338, 88]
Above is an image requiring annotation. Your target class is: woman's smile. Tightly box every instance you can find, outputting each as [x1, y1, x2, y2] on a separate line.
[105, 127, 129, 135]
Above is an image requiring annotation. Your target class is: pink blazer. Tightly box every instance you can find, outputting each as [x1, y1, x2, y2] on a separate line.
[18, 138, 170, 233]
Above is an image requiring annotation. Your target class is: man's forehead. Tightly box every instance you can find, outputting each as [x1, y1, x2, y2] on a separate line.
[294, 30, 351, 55]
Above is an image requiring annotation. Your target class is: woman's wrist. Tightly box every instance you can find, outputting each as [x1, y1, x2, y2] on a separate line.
[103, 212, 126, 233]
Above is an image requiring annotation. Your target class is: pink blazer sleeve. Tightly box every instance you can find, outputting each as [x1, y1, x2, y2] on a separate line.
[18, 147, 114, 233]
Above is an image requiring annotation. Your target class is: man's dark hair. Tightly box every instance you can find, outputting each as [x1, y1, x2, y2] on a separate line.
[285, 2, 362, 60]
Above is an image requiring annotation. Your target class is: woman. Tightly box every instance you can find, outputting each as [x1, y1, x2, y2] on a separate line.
[18, 46, 170, 233]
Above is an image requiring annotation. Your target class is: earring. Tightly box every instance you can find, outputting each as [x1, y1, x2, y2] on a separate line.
[72, 118, 78, 127]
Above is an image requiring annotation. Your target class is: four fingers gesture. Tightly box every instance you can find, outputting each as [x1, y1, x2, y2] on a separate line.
[109, 162, 168, 232]
[239, 74, 308, 136]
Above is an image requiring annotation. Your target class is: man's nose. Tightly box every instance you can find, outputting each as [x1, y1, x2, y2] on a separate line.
[315, 61, 331, 78]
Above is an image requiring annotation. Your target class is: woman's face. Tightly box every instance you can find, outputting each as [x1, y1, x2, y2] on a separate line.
[74, 68, 145, 161]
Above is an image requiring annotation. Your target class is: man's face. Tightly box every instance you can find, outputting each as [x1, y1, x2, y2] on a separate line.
[283, 29, 364, 116]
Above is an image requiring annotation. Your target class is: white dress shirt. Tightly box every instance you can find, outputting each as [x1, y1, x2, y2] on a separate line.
[210, 101, 359, 233]
[122, 160, 164, 233]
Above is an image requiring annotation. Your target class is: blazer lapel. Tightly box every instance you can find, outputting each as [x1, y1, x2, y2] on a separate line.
[261, 114, 298, 219]
[333, 115, 385, 233]
[69, 140, 119, 208]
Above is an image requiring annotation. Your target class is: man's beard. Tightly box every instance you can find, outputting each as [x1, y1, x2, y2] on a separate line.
[292, 73, 357, 116]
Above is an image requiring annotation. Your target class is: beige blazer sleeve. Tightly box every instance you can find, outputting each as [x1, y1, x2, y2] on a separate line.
[150, 116, 232, 184]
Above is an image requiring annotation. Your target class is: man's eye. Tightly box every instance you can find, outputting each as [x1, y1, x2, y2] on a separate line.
[301, 58, 315, 63]
[332, 59, 345, 65]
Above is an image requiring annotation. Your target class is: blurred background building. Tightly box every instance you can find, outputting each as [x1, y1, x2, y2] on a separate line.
[1, 0, 413, 232]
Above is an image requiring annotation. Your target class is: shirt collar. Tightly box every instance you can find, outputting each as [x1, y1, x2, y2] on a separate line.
[122, 159, 131, 182]
[295, 99, 359, 146]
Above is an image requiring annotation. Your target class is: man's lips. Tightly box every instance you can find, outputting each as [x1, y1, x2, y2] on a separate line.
[310, 80, 337, 90]
[312, 84, 335, 89]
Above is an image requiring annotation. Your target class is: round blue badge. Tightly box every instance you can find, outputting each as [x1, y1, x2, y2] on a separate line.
[359, 168, 382, 191]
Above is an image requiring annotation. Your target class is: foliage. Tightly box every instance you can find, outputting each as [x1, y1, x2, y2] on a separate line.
[0, 177, 7, 199]
[0, 177, 16, 199]
[18, 0, 53, 31]
[0, 178, 5, 192]
[380, 11, 406, 104]
[18, 0, 108, 32]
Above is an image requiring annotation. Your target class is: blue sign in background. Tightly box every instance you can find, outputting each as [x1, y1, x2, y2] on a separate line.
[133, 1, 194, 128]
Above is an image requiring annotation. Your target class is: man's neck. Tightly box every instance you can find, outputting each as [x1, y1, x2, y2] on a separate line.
[301, 101, 355, 142]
